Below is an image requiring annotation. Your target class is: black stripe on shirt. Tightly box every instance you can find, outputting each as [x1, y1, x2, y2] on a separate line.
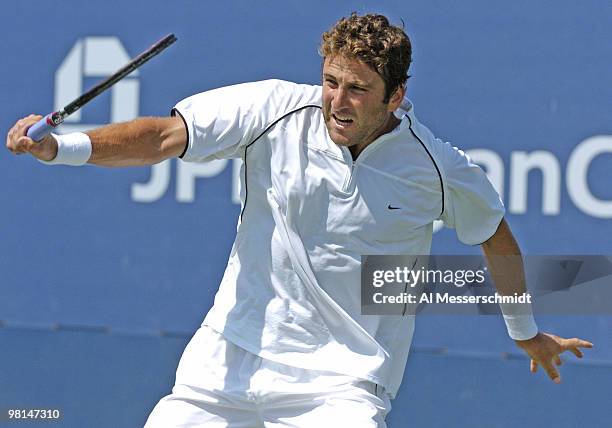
[406, 114, 445, 217]
[240, 104, 321, 223]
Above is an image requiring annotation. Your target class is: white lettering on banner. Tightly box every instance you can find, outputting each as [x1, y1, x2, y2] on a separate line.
[55, 37, 139, 134]
[130, 158, 243, 204]
[176, 159, 228, 203]
[131, 160, 171, 203]
[469, 137, 611, 219]
[128, 138, 612, 220]
[567, 136, 612, 218]
[509, 151, 561, 215]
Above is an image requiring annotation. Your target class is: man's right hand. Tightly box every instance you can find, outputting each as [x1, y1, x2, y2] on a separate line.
[6, 115, 58, 161]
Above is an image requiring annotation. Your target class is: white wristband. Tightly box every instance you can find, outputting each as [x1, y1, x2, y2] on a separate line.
[38, 132, 92, 166]
[499, 300, 539, 341]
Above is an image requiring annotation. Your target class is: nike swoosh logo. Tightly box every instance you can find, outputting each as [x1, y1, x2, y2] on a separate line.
[387, 205, 401, 210]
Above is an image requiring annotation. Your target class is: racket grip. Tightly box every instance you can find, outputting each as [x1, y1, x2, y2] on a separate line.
[27, 114, 57, 141]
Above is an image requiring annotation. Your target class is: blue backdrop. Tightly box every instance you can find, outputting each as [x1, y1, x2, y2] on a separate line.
[1, 1, 611, 427]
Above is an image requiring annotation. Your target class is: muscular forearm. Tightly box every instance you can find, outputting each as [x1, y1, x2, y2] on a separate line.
[6, 114, 186, 166]
[482, 218, 539, 341]
[481, 218, 526, 296]
[86, 116, 187, 167]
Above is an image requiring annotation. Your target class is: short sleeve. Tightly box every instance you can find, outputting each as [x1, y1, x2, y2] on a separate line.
[172, 79, 321, 163]
[437, 141, 505, 245]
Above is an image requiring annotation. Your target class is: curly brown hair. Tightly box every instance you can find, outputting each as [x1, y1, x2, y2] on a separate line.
[320, 13, 412, 103]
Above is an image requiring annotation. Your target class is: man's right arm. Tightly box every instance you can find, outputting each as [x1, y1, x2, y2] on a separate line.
[6, 114, 187, 167]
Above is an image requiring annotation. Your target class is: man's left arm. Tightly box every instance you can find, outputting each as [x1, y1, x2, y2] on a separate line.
[481, 218, 594, 384]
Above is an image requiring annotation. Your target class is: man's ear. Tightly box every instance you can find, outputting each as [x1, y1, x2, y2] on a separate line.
[387, 85, 406, 112]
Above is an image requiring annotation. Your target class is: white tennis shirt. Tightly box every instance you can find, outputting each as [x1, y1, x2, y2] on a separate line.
[173, 80, 504, 397]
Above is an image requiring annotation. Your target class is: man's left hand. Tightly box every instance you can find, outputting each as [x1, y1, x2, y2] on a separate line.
[515, 332, 593, 384]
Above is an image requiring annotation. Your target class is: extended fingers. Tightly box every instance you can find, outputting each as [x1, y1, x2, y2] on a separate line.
[569, 347, 584, 358]
[530, 355, 562, 383]
[563, 338, 593, 349]
[540, 360, 561, 384]
[566, 338, 593, 349]
[561, 338, 592, 359]
[523, 334, 593, 383]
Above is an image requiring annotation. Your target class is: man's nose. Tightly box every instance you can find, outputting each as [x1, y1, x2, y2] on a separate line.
[331, 87, 349, 110]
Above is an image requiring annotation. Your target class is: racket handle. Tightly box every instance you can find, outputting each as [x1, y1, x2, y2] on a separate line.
[27, 114, 58, 141]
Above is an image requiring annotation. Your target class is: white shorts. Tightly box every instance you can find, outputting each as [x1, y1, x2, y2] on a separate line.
[144, 325, 392, 427]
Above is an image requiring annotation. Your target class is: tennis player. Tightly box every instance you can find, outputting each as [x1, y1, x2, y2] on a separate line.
[6, 13, 593, 427]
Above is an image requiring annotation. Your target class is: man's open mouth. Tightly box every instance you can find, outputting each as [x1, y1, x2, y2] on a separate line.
[332, 114, 354, 126]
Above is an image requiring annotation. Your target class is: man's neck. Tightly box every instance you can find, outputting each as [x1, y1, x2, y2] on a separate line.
[349, 114, 401, 160]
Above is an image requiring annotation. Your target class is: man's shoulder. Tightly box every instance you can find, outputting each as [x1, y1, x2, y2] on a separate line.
[248, 79, 321, 101]
[258, 79, 321, 91]
[400, 109, 466, 166]
[182, 79, 321, 107]
[232, 79, 322, 118]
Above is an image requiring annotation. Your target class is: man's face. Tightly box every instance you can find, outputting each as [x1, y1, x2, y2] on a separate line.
[322, 55, 402, 151]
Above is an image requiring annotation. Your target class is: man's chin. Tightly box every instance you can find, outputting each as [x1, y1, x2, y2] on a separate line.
[327, 129, 353, 147]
